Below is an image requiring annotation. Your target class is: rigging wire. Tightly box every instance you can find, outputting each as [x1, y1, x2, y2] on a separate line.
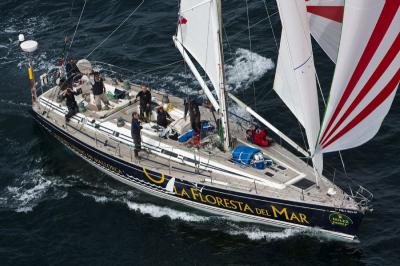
[86, 0, 145, 59]
[68, 0, 87, 51]
[245, 0, 257, 111]
[315, 67, 349, 179]
[262, 0, 278, 50]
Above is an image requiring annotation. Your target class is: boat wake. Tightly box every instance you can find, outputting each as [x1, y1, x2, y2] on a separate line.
[0, 168, 67, 213]
[125, 201, 209, 222]
[225, 48, 275, 92]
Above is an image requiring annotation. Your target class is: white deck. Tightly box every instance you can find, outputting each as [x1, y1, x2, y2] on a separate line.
[33, 78, 360, 211]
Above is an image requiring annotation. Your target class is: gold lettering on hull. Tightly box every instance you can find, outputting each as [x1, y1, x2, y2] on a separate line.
[176, 187, 309, 224]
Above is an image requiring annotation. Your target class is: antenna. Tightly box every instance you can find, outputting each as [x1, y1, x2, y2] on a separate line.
[19, 34, 39, 105]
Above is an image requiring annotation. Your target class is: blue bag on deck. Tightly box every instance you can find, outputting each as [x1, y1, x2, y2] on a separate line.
[231, 146, 272, 170]
[178, 121, 214, 142]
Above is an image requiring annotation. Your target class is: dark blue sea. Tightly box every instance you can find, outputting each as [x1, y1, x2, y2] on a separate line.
[1, 0, 399, 265]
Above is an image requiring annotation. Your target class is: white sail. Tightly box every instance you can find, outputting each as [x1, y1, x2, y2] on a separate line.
[176, 0, 222, 99]
[305, 0, 344, 63]
[317, 0, 400, 153]
[274, 0, 323, 173]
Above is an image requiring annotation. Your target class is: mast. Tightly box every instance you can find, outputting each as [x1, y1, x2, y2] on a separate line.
[216, 0, 231, 151]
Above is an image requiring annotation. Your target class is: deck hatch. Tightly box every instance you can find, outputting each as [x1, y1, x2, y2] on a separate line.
[292, 178, 315, 190]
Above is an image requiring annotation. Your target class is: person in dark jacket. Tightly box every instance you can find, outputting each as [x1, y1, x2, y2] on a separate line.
[156, 106, 172, 128]
[184, 97, 201, 134]
[65, 58, 81, 85]
[135, 85, 152, 122]
[62, 87, 79, 122]
[131, 112, 142, 158]
[92, 72, 110, 111]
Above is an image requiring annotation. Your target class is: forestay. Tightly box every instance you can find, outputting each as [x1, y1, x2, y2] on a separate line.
[317, 0, 400, 153]
[273, 0, 323, 173]
[305, 0, 344, 63]
[176, 0, 223, 100]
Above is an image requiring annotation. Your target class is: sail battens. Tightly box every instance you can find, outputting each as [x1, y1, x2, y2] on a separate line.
[317, 0, 400, 153]
[293, 55, 312, 71]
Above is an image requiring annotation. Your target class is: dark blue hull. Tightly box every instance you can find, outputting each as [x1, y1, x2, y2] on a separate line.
[31, 110, 364, 241]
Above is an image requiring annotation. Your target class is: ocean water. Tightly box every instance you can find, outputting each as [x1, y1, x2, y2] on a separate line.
[0, 0, 399, 265]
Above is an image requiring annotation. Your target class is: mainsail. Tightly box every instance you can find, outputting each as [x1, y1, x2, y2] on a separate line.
[175, 0, 223, 100]
[317, 0, 400, 153]
[305, 0, 344, 63]
[274, 0, 323, 173]
[174, 0, 231, 150]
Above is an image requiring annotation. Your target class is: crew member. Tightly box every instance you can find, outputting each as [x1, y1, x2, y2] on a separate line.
[184, 97, 201, 134]
[92, 72, 110, 111]
[62, 87, 79, 122]
[135, 85, 152, 122]
[131, 112, 142, 158]
[252, 128, 270, 147]
[157, 106, 172, 128]
[65, 58, 81, 85]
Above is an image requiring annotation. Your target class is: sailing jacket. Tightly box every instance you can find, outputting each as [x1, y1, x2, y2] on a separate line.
[92, 79, 106, 95]
[157, 110, 171, 128]
[131, 118, 142, 139]
[136, 90, 152, 107]
[62, 89, 78, 110]
[184, 98, 200, 121]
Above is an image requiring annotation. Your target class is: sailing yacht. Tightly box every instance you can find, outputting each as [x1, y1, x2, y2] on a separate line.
[22, 0, 398, 241]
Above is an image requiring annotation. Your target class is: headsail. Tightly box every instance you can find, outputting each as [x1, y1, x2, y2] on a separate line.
[176, 0, 222, 100]
[305, 0, 344, 63]
[317, 0, 400, 153]
[274, 0, 323, 173]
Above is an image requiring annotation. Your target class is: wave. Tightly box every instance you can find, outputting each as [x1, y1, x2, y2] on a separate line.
[125, 200, 209, 222]
[227, 224, 304, 241]
[1, 168, 67, 213]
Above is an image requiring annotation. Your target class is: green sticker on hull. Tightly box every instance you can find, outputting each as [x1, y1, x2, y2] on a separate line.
[329, 212, 353, 227]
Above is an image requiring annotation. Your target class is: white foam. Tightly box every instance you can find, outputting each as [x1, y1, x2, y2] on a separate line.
[227, 226, 303, 241]
[125, 200, 209, 222]
[5, 175, 51, 213]
[225, 48, 275, 92]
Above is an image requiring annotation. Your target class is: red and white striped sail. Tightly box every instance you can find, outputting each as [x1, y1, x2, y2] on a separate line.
[317, 0, 400, 154]
[305, 0, 344, 63]
[274, 0, 323, 173]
